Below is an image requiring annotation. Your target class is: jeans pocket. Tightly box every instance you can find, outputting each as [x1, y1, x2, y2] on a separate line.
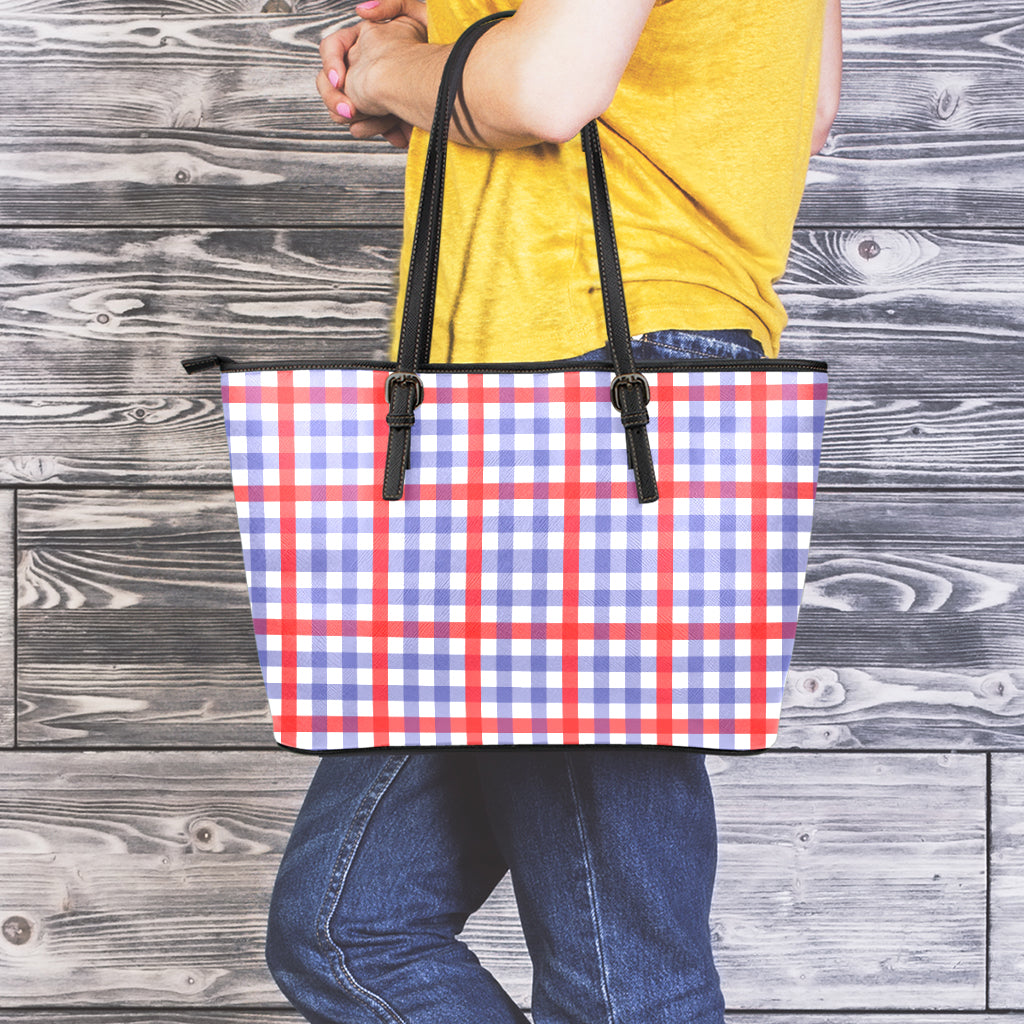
[574, 329, 763, 364]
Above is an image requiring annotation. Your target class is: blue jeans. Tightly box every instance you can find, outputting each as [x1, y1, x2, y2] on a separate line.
[265, 330, 761, 1024]
[577, 328, 763, 363]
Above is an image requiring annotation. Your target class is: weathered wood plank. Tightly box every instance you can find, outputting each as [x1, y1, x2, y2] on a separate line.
[0, 751, 985, 1008]
[3, 27, 1023, 134]
[782, 228, 1024, 340]
[1, 0, 1012, 25]
[712, 753, 985, 1008]
[2, 133, 1023, 229]
[0, 135, 407, 228]
[2, 227, 1023, 393]
[0, 1017, 306, 1024]
[0, 489, 14, 748]
[15, 491, 271, 746]
[0, 4, 1022, 226]
[0, 6, 1020, 100]
[0, 227, 399, 397]
[0, 751, 317, 1005]
[14, 489, 1024, 749]
[0, 0, 305, 12]
[990, 753, 1024, 1008]
[1, 227, 1022, 487]
[0, 1016, 308, 1024]
[0, 0, 362, 14]
[781, 491, 1024, 750]
[1, 6, 1021, 86]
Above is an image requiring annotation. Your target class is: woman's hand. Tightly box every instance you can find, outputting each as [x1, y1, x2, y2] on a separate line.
[317, 0, 428, 148]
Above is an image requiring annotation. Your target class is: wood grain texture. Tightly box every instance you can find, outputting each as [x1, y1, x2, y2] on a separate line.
[0, 1017, 307, 1024]
[0, 752, 985, 1008]
[0, 490, 14, 748]
[0, 227, 399, 396]
[1, 227, 1022, 487]
[709, 752, 986, 1008]
[2, 226, 1023, 392]
[1, 131, 1022, 229]
[0, 1016, 309, 1024]
[15, 489, 1024, 749]
[0, 4, 1022, 226]
[0, 135, 407, 228]
[0, 0, 317, 12]
[780, 490, 1024, 750]
[990, 753, 1024, 1007]
[2, 14, 1022, 129]
[2, 0, 1010, 23]
[0, 751, 317, 1005]
[16, 490, 269, 746]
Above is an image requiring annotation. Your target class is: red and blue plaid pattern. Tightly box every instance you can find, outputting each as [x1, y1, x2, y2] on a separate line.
[221, 366, 827, 750]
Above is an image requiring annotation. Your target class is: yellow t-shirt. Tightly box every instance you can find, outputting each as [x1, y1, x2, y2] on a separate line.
[392, 0, 826, 362]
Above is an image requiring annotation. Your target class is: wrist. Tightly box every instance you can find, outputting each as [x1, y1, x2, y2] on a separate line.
[376, 38, 450, 132]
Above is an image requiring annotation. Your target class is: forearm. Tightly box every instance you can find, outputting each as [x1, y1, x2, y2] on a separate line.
[333, 0, 657, 150]
[367, 29, 549, 149]
[811, 0, 842, 153]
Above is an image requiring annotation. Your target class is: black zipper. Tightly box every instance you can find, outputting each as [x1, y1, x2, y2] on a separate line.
[182, 354, 828, 376]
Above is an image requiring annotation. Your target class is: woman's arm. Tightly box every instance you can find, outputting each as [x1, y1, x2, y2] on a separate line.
[810, 0, 842, 154]
[318, 0, 657, 149]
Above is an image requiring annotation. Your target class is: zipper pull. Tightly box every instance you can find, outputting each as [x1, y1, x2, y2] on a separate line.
[181, 354, 223, 375]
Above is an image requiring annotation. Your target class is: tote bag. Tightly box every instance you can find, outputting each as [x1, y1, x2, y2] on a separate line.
[184, 12, 828, 752]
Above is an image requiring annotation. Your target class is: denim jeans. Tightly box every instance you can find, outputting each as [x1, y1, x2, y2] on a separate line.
[577, 328, 763, 363]
[265, 330, 761, 1024]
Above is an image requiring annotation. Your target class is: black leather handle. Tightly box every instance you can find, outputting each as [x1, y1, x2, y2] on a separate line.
[395, 11, 513, 373]
[384, 10, 657, 503]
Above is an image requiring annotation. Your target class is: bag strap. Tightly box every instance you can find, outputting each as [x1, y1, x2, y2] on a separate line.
[384, 10, 658, 504]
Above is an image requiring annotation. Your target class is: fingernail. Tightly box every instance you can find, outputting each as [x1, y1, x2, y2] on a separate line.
[336, 102, 353, 118]
[328, 68, 339, 88]
[358, 1, 380, 8]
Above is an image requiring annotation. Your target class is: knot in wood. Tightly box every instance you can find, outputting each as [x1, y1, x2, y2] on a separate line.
[2, 915, 33, 946]
[936, 88, 959, 121]
[858, 239, 881, 261]
[97, 313, 110, 325]
[189, 818, 220, 850]
[175, 169, 191, 184]
[262, 0, 294, 11]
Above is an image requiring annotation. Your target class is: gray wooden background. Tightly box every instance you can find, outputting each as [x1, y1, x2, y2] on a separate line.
[2, 0, 1023, 1020]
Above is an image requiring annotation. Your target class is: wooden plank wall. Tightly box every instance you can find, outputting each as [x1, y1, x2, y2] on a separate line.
[1, 0, 1022, 1020]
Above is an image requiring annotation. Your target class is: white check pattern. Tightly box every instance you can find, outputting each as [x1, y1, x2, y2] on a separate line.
[221, 365, 827, 750]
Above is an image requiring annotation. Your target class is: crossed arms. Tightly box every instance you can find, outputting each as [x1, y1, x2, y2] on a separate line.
[316, 0, 842, 153]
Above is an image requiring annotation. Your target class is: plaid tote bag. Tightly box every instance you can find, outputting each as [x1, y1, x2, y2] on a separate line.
[184, 12, 828, 752]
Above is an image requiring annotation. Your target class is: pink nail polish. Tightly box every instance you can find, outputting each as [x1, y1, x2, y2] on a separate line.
[336, 102, 353, 119]
[328, 68, 339, 88]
